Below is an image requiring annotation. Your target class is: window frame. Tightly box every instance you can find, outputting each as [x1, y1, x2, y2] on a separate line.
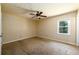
[57, 20, 71, 35]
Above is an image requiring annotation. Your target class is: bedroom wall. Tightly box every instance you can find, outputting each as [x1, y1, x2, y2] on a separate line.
[37, 11, 77, 45]
[2, 13, 36, 44]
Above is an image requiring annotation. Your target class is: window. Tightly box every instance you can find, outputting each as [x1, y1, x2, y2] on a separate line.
[57, 20, 70, 35]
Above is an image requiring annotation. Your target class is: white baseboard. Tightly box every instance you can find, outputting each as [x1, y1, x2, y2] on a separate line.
[38, 35, 76, 46]
[3, 35, 36, 44]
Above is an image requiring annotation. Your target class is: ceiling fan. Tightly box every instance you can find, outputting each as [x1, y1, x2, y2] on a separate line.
[30, 11, 47, 19]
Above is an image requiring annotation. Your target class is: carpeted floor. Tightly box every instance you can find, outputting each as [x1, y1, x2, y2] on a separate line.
[2, 37, 79, 55]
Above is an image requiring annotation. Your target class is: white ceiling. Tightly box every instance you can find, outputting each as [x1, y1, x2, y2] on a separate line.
[2, 3, 79, 17]
[12, 3, 79, 16]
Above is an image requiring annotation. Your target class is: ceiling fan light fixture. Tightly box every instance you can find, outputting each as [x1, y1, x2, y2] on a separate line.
[30, 11, 47, 19]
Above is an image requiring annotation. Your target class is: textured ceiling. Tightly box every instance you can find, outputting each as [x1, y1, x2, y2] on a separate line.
[13, 3, 79, 16]
[2, 3, 79, 17]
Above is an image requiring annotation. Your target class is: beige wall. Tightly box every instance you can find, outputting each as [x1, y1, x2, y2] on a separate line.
[2, 13, 36, 44]
[37, 11, 77, 45]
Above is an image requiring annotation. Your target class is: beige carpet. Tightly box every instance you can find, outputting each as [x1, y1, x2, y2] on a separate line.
[2, 37, 79, 55]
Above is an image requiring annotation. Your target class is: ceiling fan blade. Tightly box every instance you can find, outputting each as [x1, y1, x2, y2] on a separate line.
[32, 15, 37, 18]
[30, 13, 35, 15]
[40, 15, 47, 17]
[40, 12, 43, 14]
[37, 11, 40, 14]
